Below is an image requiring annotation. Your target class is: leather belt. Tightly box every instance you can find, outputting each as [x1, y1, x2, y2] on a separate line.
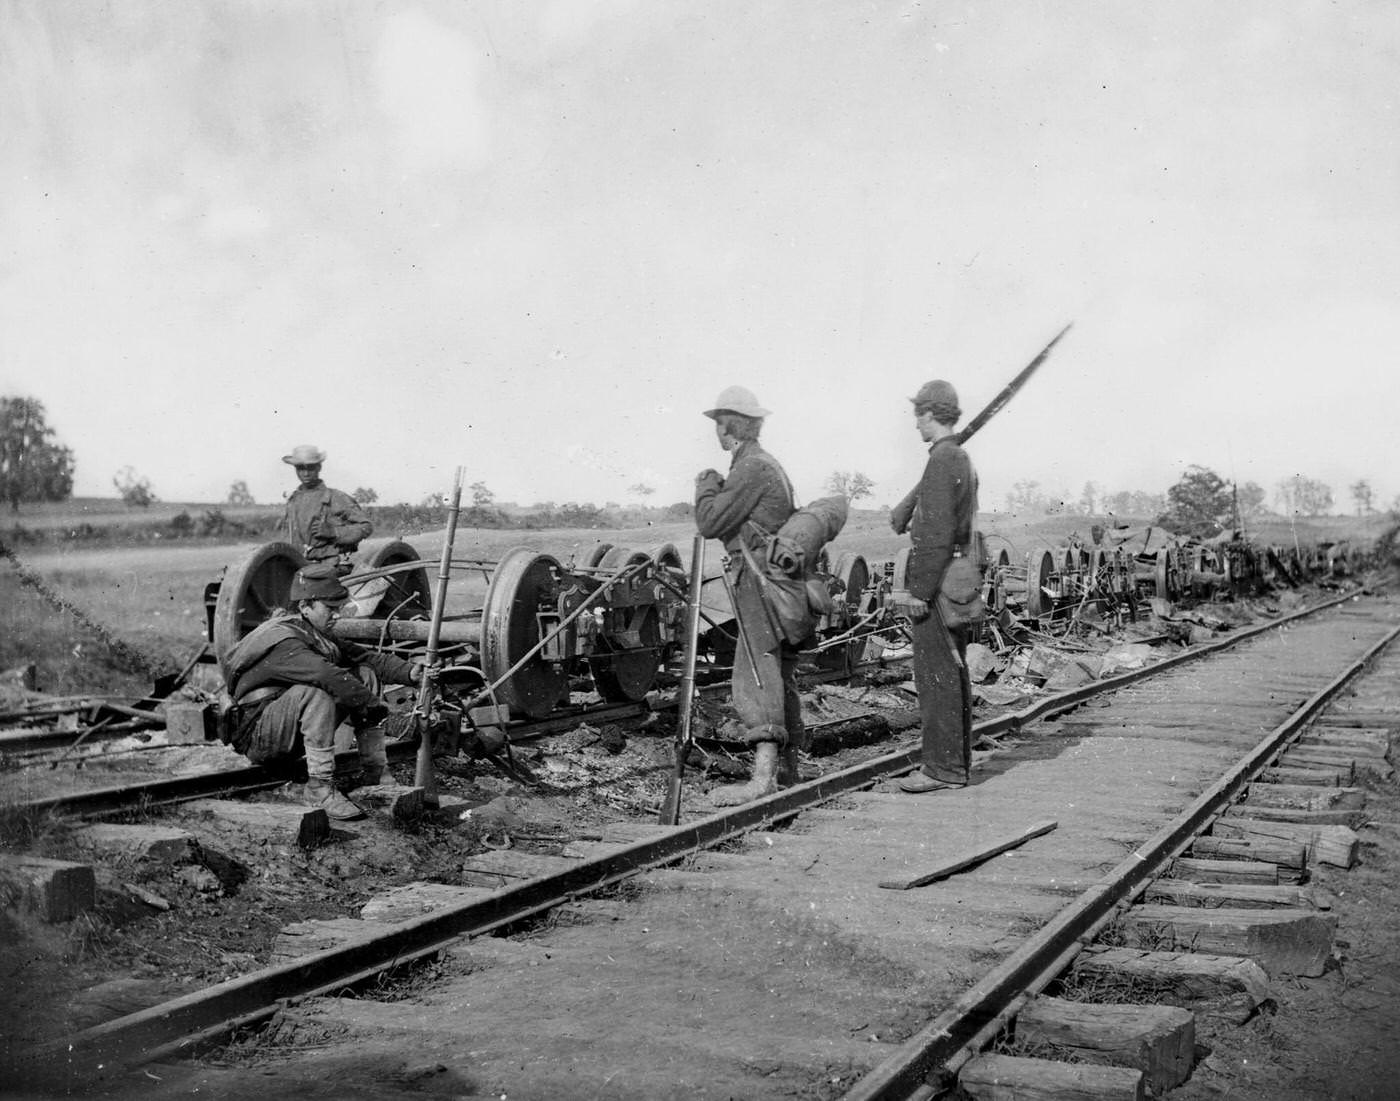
[235, 685, 284, 708]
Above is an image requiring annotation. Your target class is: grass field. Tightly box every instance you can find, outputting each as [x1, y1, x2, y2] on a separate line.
[3, 506, 1392, 698]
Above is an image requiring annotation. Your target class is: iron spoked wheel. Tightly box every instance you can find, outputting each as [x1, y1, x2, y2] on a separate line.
[649, 543, 683, 571]
[823, 551, 871, 673]
[1085, 547, 1109, 610]
[1155, 548, 1176, 601]
[1025, 547, 1058, 618]
[482, 548, 568, 720]
[212, 542, 306, 666]
[588, 546, 664, 702]
[351, 540, 431, 620]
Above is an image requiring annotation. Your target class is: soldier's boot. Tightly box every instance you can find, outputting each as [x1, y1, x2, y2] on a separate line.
[711, 742, 780, 807]
[304, 746, 365, 820]
[356, 724, 395, 786]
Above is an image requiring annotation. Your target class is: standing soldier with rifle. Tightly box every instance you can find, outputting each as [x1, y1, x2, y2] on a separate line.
[281, 444, 373, 571]
[890, 326, 1072, 793]
[891, 380, 980, 793]
[694, 385, 805, 805]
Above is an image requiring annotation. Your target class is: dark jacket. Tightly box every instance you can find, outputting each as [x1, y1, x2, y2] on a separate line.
[694, 441, 795, 556]
[907, 437, 978, 602]
[224, 614, 416, 716]
[282, 483, 373, 560]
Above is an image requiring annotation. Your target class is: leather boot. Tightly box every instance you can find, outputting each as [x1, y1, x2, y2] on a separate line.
[356, 724, 394, 786]
[712, 742, 780, 807]
[304, 745, 365, 820]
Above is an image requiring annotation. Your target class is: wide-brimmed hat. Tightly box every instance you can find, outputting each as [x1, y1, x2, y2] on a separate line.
[704, 385, 771, 420]
[282, 444, 326, 466]
[289, 562, 349, 604]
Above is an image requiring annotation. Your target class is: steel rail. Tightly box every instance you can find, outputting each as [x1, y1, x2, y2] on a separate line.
[19, 591, 1368, 1085]
[842, 611, 1400, 1101]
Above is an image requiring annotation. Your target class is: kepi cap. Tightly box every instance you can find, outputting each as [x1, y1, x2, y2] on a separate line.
[282, 444, 326, 466]
[909, 380, 960, 412]
[704, 385, 771, 420]
[289, 562, 349, 604]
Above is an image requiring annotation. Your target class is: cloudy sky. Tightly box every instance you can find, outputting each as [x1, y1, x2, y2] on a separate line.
[2, 1, 1397, 515]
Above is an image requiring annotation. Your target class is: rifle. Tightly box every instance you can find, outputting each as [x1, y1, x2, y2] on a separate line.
[658, 534, 706, 825]
[892, 324, 1073, 533]
[956, 322, 1073, 445]
[412, 467, 464, 805]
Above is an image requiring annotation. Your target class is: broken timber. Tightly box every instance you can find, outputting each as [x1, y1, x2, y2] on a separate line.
[877, 819, 1057, 890]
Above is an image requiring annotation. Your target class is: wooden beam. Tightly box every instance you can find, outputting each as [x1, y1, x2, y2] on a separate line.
[1017, 996, 1194, 1095]
[1121, 905, 1336, 977]
[877, 819, 1058, 890]
[960, 1053, 1144, 1100]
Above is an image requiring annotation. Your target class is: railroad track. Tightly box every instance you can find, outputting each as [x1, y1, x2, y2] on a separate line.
[6, 587, 1396, 1098]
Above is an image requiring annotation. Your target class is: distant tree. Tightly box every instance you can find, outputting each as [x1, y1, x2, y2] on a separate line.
[227, 480, 255, 506]
[1078, 481, 1100, 515]
[1349, 479, 1374, 516]
[470, 481, 495, 508]
[113, 466, 157, 508]
[1275, 475, 1334, 517]
[1161, 465, 1233, 536]
[1235, 481, 1267, 522]
[1103, 489, 1169, 518]
[419, 492, 444, 508]
[351, 486, 378, 505]
[665, 501, 694, 519]
[0, 396, 76, 513]
[825, 471, 875, 502]
[1005, 480, 1049, 514]
[628, 483, 656, 503]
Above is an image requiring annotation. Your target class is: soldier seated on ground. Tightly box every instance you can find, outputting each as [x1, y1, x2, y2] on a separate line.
[281, 444, 373, 571]
[220, 563, 428, 821]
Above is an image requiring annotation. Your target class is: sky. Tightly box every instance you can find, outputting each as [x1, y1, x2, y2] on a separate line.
[2, 1, 1398, 516]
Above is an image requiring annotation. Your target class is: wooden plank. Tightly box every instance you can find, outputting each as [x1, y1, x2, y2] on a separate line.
[1223, 804, 1366, 829]
[960, 1053, 1144, 1100]
[1298, 729, 1391, 755]
[1122, 905, 1336, 977]
[1073, 945, 1272, 1004]
[877, 819, 1058, 890]
[1168, 857, 1277, 885]
[1243, 784, 1366, 811]
[1189, 836, 1305, 869]
[1210, 818, 1360, 868]
[1143, 879, 1319, 910]
[1017, 996, 1194, 1095]
[184, 799, 330, 850]
[1258, 765, 1345, 787]
[359, 882, 497, 923]
[71, 824, 198, 863]
[0, 854, 95, 923]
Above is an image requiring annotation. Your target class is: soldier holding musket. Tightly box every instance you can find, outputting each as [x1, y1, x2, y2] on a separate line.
[694, 386, 806, 804]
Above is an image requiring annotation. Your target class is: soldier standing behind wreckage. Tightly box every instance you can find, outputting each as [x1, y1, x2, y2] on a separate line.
[694, 386, 805, 805]
[221, 563, 427, 821]
[890, 380, 979, 793]
[281, 444, 373, 568]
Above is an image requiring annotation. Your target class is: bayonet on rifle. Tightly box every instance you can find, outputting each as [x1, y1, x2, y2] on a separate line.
[956, 322, 1073, 445]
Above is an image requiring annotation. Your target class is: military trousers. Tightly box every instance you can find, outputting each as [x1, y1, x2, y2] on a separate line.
[910, 606, 972, 784]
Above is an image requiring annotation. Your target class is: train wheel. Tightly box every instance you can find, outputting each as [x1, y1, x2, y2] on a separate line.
[212, 542, 306, 666]
[649, 543, 683, 571]
[1155, 548, 1175, 601]
[350, 540, 432, 620]
[822, 551, 870, 673]
[482, 548, 568, 720]
[891, 547, 913, 593]
[584, 543, 616, 568]
[588, 546, 663, 702]
[1025, 547, 1057, 618]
